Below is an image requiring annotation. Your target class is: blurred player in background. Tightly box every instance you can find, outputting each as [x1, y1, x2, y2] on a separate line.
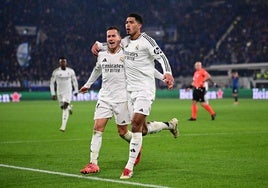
[50, 57, 78, 132]
[80, 27, 178, 175]
[204, 79, 217, 104]
[92, 13, 176, 179]
[188, 62, 216, 121]
[230, 71, 239, 105]
[204, 81, 209, 104]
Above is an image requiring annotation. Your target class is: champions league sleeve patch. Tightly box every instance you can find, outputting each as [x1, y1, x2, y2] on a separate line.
[153, 46, 163, 55]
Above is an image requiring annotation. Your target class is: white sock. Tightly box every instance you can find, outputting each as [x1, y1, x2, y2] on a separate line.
[67, 104, 72, 111]
[90, 131, 103, 165]
[60, 109, 69, 130]
[121, 130, 133, 143]
[125, 132, 142, 171]
[146, 121, 170, 134]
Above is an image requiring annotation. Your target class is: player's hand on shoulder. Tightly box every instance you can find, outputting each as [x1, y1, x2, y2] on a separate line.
[91, 42, 99, 56]
[52, 95, 57, 100]
[163, 73, 174, 89]
[79, 87, 89, 93]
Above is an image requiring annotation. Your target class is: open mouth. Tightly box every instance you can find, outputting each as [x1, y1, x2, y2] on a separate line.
[108, 41, 115, 45]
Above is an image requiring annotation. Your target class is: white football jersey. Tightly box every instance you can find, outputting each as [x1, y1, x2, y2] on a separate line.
[83, 48, 127, 103]
[121, 32, 172, 92]
[50, 67, 78, 96]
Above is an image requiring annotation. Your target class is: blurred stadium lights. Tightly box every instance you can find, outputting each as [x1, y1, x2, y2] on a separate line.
[15, 26, 37, 36]
[144, 26, 165, 39]
[144, 26, 177, 42]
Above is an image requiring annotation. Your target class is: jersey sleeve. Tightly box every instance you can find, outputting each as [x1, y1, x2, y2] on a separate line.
[49, 70, 56, 96]
[154, 69, 164, 81]
[96, 41, 108, 51]
[145, 35, 172, 75]
[71, 70, 79, 94]
[83, 61, 102, 88]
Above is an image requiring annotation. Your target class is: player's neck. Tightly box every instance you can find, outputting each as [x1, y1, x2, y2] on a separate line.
[108, 46, 120, 54]
[130, 31, 141, 40]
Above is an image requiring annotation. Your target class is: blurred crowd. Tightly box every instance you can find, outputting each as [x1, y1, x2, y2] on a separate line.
[1, 0, 267, 89]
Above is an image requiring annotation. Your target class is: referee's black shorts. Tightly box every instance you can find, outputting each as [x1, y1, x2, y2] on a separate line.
[193, 87, 206, 102]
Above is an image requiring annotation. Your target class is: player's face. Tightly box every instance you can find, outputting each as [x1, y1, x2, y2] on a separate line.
[59, 59, 67, 70]
[125, 17, 141, 37]
[107, 29, 121, 51]
[194, 63, 202, 70]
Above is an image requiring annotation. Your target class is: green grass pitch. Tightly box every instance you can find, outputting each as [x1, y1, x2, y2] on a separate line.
[0, 99, 267, 188]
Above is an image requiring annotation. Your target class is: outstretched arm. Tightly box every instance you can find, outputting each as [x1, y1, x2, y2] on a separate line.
[80, 63, 102, 93]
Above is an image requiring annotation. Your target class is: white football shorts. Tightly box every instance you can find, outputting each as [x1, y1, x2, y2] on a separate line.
[94, 100, 131, 125]
[127, 90, 155, 117]
[58, 92, 72, 105]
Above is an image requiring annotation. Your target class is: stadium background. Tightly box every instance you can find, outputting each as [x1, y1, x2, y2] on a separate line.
[1, 0, 268, 98]
[1, 1, 268, 187]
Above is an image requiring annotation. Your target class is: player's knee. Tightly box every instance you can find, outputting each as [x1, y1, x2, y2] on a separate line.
[62, 102, 69, 110]
[131, 120, 143, 132]
[94, 122, 106, 132]
[94, 124, 103, 132]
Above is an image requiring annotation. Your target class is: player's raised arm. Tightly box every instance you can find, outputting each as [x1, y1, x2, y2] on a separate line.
[80, 62, 102, 93]
[49, 71, 57, 100]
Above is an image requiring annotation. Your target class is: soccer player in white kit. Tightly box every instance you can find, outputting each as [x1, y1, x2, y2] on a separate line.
[80, 27, 178, 174]
[92, 13, 176, 179]
[80, 27, 131, 173]
[50, 57, 78, 132]
[122, 13, 175, 179]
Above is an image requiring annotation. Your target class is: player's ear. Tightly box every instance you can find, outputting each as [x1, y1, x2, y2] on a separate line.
[138, 23, 142, 30]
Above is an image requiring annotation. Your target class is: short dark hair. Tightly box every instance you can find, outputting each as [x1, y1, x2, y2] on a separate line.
[127, 13, 143, 24]
[58, 56, 66, 60]
[107, 26, 121, 36]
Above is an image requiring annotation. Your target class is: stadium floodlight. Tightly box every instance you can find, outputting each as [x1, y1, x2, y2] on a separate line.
[15, 26, 37, 36]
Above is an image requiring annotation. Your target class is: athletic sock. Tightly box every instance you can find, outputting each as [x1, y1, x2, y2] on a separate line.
[90, 131, 103, 165]
[125, 132, 142, 171]
[146, 121, 170, 134]
[234, 96, 238, 102]
[202, 104, 215, 115]
[121, 130, 132, 143]
[192, 103, 197, 119]
[60, 109, 69, 130]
